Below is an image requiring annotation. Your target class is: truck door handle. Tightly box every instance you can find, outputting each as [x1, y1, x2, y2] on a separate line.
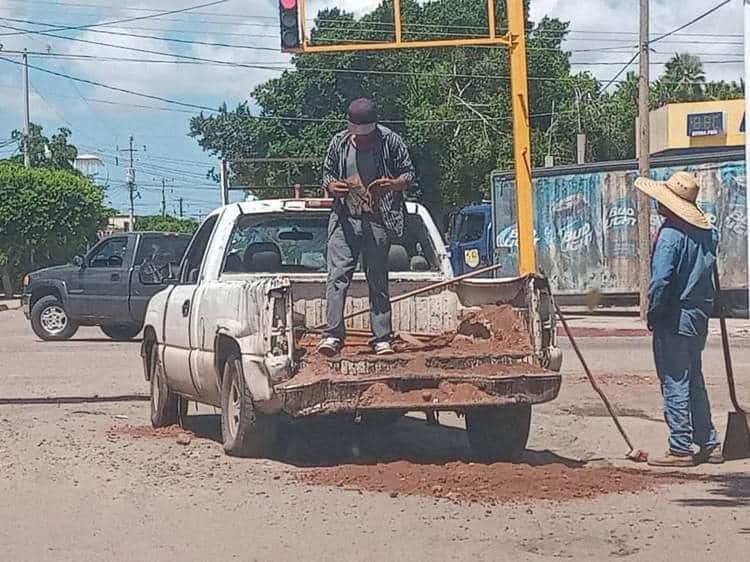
[182, 299, 190, 317]
[110, 273, 120, 281]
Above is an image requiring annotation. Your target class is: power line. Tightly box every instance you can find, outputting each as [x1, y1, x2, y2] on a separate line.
[0, 0, 230, 37]
[649, 0, 733, 44]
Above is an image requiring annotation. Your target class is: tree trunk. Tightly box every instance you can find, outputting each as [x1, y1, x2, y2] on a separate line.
[1, 265, 14, 298]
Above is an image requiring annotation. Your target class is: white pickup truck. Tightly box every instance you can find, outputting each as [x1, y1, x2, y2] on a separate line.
[140, 198, 562, 460]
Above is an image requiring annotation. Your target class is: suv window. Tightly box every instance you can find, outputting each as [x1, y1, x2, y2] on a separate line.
[180, 215, 218, 284]
[222, 212, 440, 274]
[135, 234, 190, 268]
[458, 213, 486, 243]
[88, 237, 128, 268]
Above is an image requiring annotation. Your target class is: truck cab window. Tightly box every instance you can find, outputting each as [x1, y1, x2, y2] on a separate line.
[458, 213, 486, 243]
[180, 215, 218, 284]
[88, 237, 128, 268]
[135, 235, 190, 268]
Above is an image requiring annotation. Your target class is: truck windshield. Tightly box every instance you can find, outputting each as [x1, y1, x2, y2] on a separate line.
[222, 212, 440, 274]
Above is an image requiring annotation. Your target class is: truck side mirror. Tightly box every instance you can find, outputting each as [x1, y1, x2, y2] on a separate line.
[72, 255, 85, 268]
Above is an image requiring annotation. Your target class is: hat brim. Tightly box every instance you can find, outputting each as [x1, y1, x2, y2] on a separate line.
[347, 122, 377, 135]
[634, 177, 711, 230]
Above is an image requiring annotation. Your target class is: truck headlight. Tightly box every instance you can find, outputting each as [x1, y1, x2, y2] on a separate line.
[23, 275, 30, 287]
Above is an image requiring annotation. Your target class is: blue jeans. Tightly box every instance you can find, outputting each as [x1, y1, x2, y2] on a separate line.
[652, 330, 720, 455]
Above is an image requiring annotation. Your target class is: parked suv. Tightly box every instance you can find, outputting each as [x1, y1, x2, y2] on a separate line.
[22, 232, 190, 341]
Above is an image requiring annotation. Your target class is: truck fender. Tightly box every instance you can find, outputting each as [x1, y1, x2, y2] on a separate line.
[29, 280, 69, 308]
[214, 327, 283, 414]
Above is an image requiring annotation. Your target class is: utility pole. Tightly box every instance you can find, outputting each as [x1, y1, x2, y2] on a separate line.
[22, 49, 31, 168]
[126, 135, 136, 232]
[161, 178, 167, 218]
[637, 0, 651, 320]
[179, 197, 184, 218]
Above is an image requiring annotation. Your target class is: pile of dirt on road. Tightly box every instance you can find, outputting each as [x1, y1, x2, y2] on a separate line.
[296, 461, 683, 505]
[107, 424, 193, 440]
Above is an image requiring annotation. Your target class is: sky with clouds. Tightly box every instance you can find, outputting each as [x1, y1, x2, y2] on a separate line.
[0, 0, 743, 217]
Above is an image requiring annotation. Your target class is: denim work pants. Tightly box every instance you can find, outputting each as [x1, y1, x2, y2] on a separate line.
[652, 330, 720, 455]
[323, 213, 392, 343]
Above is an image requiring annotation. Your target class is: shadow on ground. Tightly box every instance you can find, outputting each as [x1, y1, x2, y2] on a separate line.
[181, 412, 587, 469]
[674, 473, 750, 508]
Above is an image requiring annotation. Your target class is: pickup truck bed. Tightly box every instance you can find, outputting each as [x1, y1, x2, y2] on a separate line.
[276, 303, 561, 417]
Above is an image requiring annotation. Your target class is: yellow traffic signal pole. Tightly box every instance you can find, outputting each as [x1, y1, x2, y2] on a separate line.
[288, 0, 537, 275]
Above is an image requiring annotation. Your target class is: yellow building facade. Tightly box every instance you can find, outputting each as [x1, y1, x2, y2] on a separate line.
[648, 99, 745, 155]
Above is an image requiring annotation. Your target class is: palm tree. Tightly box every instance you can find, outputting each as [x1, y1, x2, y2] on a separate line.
[660, 53, 706, 102]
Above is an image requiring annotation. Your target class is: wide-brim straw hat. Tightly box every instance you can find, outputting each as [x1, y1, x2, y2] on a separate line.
[634, 171, 711, 230]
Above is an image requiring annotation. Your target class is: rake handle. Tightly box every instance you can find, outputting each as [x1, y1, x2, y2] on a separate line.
[713, 267, 745, 415]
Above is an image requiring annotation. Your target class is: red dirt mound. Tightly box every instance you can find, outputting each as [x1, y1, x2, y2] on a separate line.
[296, 461, 683, 505]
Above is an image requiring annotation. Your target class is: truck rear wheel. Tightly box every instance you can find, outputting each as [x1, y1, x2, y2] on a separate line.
[466, 404, 531, 463]
[31, 295, 79, 341]
[221, 355, 277, 458]
[150, 348, 187, 428]
[101, 323, 142, 341]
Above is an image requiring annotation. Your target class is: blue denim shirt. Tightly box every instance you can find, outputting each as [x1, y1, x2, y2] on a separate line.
[648, 218, 718, 338]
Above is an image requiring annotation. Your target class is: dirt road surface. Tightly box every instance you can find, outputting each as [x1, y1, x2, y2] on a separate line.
[2, 308, 749, 561]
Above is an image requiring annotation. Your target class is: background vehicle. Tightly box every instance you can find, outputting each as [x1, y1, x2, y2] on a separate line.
[448, 149, 747, 312]
[140, 198, 562, 461]
[23, 232, 190, 341]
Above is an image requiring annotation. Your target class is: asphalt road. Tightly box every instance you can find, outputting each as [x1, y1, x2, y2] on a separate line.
[1, 308, 750, 561]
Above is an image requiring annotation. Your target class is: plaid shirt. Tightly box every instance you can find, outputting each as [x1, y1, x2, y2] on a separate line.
[322, 125, 415, 238]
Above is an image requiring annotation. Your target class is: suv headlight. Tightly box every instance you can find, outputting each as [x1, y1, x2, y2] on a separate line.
[22, 275, 30, 287]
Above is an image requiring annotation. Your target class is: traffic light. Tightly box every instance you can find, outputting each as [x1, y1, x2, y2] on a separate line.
[279, 0, 301, 51]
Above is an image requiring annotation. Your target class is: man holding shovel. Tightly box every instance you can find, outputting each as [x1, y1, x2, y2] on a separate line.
[318, 98, 415, 357]
[635, 171, 723, 466]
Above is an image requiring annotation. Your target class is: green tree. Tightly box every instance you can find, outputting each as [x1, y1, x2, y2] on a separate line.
[135, 215, 198, 234]
[0, 162, 108, 295]
[8, 123, 79, 171]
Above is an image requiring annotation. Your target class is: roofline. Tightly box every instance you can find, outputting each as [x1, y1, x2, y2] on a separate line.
[491, 147, 745, 181]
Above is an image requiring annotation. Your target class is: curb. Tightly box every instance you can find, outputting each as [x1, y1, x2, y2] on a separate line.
[557, 327, 651, 338]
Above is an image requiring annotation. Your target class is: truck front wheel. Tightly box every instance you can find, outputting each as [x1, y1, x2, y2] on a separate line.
[30, 295, 79, 341]
[466, 404, 531, 463]
[221, 355, 278, 458]
[101, 323, 142, 341]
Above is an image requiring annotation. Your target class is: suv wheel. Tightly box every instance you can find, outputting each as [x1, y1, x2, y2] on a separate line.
[101, 323, 142, 341]
[466, 404, 532, 462]
[221, 355, 277, 457]
[150, 347, 187, 427]
[30, 295, 79, 341]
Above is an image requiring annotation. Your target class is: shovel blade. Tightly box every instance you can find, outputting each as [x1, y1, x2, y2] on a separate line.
[722, 412, 750, 460]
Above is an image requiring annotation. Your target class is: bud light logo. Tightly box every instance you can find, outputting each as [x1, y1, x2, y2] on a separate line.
[606, 199, 636, 229]
[496, 226, 539, 248]
[550, 194, 593, 252]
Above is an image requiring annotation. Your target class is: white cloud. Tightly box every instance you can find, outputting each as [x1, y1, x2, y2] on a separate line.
[530, 0, 744, 84]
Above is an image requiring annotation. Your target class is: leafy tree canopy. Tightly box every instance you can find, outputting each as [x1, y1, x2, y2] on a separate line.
[0, 161, 108, 294]
[136, 215, 199, 234]
[8, 123, 79, 172]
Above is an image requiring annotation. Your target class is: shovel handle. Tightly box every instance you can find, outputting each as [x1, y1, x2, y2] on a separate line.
[713, 267, 746, 415]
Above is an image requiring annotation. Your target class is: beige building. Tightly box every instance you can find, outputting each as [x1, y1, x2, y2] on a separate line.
[646, 99, 745, 156]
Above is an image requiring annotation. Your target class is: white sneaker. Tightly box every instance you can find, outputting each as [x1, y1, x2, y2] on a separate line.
[317, 337, 342, 357]
[373, 341, 395, 356]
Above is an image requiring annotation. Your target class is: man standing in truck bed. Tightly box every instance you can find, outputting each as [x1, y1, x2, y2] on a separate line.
[318, 98, 415, 357]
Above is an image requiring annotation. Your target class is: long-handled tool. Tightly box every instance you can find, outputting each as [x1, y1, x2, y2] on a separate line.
[713, 268, 750, 460]
[554, 301, 649, 463]
[312, 261, 507, 331]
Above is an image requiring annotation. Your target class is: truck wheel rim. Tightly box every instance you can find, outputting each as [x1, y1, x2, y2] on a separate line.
[228, 376, 241, 438]
[40, 305, 67, 335]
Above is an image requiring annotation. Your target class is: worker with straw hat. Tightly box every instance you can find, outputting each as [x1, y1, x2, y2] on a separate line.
[635, 171, 723, 467]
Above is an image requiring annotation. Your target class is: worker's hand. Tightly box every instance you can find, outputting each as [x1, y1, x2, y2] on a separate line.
[327, 180, 350, 198]
[369, 176, 406, 196]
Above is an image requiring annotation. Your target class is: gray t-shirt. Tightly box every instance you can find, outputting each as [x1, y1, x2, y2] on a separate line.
[345, 139, 381, 191]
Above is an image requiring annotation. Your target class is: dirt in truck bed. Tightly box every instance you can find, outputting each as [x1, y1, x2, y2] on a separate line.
[280, 304, 545, 390]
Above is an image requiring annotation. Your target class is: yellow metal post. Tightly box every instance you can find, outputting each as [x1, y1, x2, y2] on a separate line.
[507, 0, 536, 274]
[394, 0, 402, 43]
[487, 0, 496, 39]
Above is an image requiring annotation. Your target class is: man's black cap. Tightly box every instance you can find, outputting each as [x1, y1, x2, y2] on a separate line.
[347, 98, 378, 125]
